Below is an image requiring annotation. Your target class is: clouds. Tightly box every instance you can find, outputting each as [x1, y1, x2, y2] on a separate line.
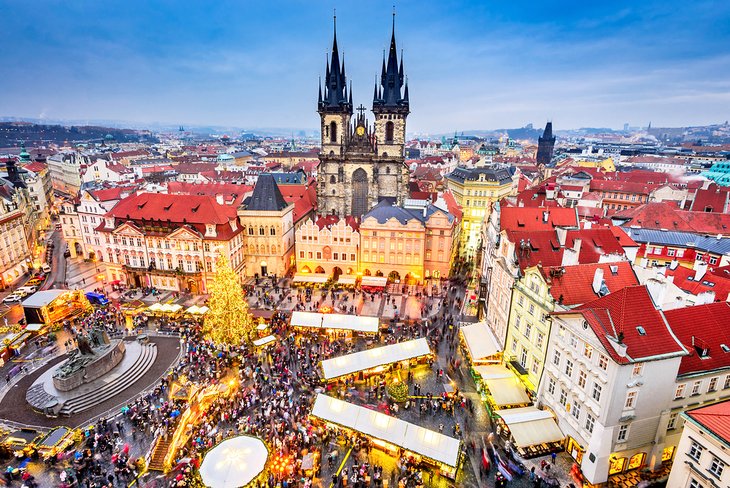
[0, 0, 728, 132]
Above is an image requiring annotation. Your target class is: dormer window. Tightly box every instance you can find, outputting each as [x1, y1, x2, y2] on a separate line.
[105, 218, 114, 228]
[205, 224, 216, 237]
[636, 326, 646, 336]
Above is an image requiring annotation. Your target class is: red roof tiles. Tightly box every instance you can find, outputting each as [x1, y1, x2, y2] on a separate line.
[614, 202, 730, 235]
[664, 265, 730, 301]
[685, 400, 730, 447]
[542, 262, 639, 307]
[689, 184, 730, 213]
[500, 207, 578, 232]
[663, 303, 730, 376]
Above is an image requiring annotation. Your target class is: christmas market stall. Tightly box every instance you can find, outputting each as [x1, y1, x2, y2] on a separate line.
[21, 290, 92, 327]
[494, 406, 564, 459]
[360, 276, 387, 292]
[199, 435, 269, 488]
[310, 394, 463, 480]
[320, 337, 432, 384]
[459, 321, 502, 365]
[35, 426, 76, 459]
[290, 311, 378, 338]
[472, 364, 531, 414]
[292, 273, 328, 287]
[336, 274, 358, 287]
[252, 335, 276, 349]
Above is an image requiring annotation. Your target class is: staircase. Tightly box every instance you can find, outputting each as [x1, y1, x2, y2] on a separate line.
[148, 435, 171, 472]
[57, 342, 158, 416]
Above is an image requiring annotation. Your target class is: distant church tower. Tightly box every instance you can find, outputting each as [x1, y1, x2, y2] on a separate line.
[536, 121, 556, 166]
[316, 15, 410, 218]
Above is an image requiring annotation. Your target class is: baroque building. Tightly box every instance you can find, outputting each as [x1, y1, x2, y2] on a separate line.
[316, 17, 410, 218]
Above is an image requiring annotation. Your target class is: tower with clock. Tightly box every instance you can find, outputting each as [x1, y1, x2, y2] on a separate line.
[316, 14, 410, 218]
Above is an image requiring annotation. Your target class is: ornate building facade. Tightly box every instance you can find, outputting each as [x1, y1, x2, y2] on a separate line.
[316, 18, 410, 218]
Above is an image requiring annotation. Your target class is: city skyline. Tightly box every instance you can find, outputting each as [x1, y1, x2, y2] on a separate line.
[1, 0, 729, 133]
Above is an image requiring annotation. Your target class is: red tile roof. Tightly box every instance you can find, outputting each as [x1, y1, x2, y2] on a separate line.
[689, 184, 730, 213]
[500, 207, 578, 232]
[589, 179, 658, 195]
[608, 226, 638, 247]
[167, 181, 253, 206]
[278, 183, 316, 223]
[663, 303, 730, 376]
[542, 262, 639, 306]
[614, 202, 730, 235]
[664, 265, 730, 301]
[22, 161, 47, 173]
[567, 285, 686, 364]
[442, 191, 462, 222]
[314, 215, 360, 232]
[685, 399, 730, 447]
[89, 186, 138, 202]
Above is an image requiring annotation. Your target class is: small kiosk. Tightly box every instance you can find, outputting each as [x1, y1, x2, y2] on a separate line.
[495, 406, 564, 459]
[290, 311, 378, 338]
[22, 290, 92, 327]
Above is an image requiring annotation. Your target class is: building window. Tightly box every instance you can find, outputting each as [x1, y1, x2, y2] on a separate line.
[708, 377, 718, 392]
[571, 402, 581, 420]
[511, 339, 518, 353]
[547, 377, 556, 395]
[333, 253, 339, 260]
[299, 251, 304, 259]
[350, 254, 356, 261]
[617, 424, 629, 442]
[667, 249, 675, 257]
[625, 391, 637, 409]
[270, 227, 276, 236]
[688, 478, 703, 488]
[531, 358, 540, 375]
[578, 370, 587, 389]
[632, 363, 643, 376]
[536, 332, 544, 350]
[559, 388, 568, 406]
[668, 412, 678, 430]
[524, 323, 532, 340]
[583, 343, 593, 359]
[585, 414, 595, 433]
[316, 252, 322, 260]
[709, 457, 725, 478]
[691, 380, 702, 396]
[724, 374, 730, 389]
[599, 354, 608, 370]
[569, 334, 578, 348]
[592, 383, 602, 402]
[565, 359, 573, 377]
[688, 440, 704, 461]
[553, 350, 561, 366]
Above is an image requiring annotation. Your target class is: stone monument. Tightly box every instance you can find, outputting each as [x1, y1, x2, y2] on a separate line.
[52, 328, 125, 391]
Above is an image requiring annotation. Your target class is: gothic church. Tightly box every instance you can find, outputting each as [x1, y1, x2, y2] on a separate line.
[316, 16, 410, 218]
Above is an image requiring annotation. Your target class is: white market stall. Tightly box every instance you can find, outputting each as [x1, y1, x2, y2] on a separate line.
[321, 338, 432, 381]
[199, 435, 269, 487]
[496, 406, 564, 457]
[293, 273, 328, 284]
[252, 335, 276, 347]
[337, 275, 358, 285]
[460, 322, 501, 364]
[361, 276, 388, 288]
[473, 364, 530, 408]
[310, 394, 461, 477]
[290, 311, 378, 335]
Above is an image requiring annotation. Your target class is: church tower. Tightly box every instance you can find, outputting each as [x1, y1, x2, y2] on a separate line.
[536, 121, 556, 166]
[316, 14, 410, 218]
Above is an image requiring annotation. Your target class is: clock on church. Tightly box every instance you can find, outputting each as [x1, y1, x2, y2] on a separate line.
[356, 125, 365, 136]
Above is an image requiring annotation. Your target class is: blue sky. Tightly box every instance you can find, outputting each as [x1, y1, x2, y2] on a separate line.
[1, 0, 729, 134]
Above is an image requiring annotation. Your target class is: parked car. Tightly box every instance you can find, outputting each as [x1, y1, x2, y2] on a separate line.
[41, 263, 51, 274]
[3, 294, 22, 303]
[26, 278, 42, 286]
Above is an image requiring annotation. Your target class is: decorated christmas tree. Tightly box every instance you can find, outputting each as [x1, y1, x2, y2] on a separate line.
[203, 252, 254, 345]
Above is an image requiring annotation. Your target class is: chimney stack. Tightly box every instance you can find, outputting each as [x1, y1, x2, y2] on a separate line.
[542, 210, 550, 223]
[694, 261, 708, 282]
[556, 227, 567, 247]
[592, 267, 605, 295]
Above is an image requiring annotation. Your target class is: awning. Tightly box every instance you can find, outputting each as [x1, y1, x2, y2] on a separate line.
[24, 324, 44, 332]
[290, 311, 378, 334]
[321, 338, 431, 380]
[293, 273, 328, 284]
[497, 406, 564, 448]
[147, 303, 163, 312]
[160, 303, 182, 313]
[253, 335, 276, 347]
[473, 364, 530, 407]
[310, 394, 460, 468]
[256, 323, 269, 331]
[460, 322, 501, 361]
[337, 275, 357, 285]
[199, 435, 269, 488]
[361, 276, 388, 288]
[185, 305, 201, 314]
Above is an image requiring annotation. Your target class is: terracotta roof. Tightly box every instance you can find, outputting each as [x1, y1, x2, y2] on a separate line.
[442, 191, 462, 221]
[167, 181, 253, 206]
[500, 207, 578, 232]
[108, 192, 237, 224]
[22, 161, 47, 173]
[614, 202, 730, 235]
[664, 303, 730, 376]
[173, 162, 219, 174]
[278, 183, 316, 223]
[314, 215, 360, 232]
[608, 226, 638, 247]
[568, 285, 687, 364]
[665, 265, 730, 301]
[685, 399, 730, 447]
[89, 186, 138, 202]
[590, 179, 658, 194]
[542, 262, 639, 307]
[111, 149, 149, 160]
[689, 184, 730, 213]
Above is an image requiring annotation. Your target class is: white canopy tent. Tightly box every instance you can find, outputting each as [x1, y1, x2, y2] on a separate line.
[311, 394, 460, 468]
[474, 365, 530, 407]
[253, 335, 276, 347]
[290, 311, 378, 334]
[361, 276, 388, 288]
[199, 435, 269, 487]
[337, 275, 357, 285]
[460, 322, 501, 362]
[497, 406, 564, 448]
[293, 273, 328, 284]
[321, 338, 431, 380]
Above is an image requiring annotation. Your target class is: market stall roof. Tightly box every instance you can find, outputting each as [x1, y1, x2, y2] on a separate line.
[24, 324, 44, 332]
[311, 394, 460, 468]
[483, 377, 530, 407]
[497, 406, 564, 448]
[361, 276, 388, 288]
[198, 306, 209, 314]
[291, 311, 378, 334]
[252, 335, 276, 347]
[185, 305, 201, 314]
[147, 303, 163, 312]
[337, 275, 357, 285]
[2, 429, 40, 446]
[37, 427, 71, 448]
[293, 273, 328, 284]
[321, 338, 431, 380]
[199, 435, 269, 488]
[256, 322, 269, 331]
[460, 322, 501, 361]
[160, 303, 182, 313]
[21, 290, 68, 308]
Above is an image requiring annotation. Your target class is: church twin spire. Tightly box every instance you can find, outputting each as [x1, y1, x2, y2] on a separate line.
[318, 12, 408, 115]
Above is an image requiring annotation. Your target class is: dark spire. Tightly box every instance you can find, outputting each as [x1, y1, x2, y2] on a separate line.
[373, 77, 379, 103]
[348, 80, 353, 106]
[373, 11, 409, 113]
[543, 121, 553, 139]
[319, 12, 351, 113]
[537, 121, 556, 166]
[318, 77, 323, 105]
[404, 78, 409, 103]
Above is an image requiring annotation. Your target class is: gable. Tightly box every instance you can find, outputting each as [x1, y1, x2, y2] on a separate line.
[112, 222, 144, 237]
[167, 226, 203, 240]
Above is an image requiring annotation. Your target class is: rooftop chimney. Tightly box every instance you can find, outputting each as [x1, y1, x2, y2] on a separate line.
[694, 261, 708, 282]
[556, 227, 567, 247]
[542, 210, 550, 223]
[592, 268, 605, 295]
